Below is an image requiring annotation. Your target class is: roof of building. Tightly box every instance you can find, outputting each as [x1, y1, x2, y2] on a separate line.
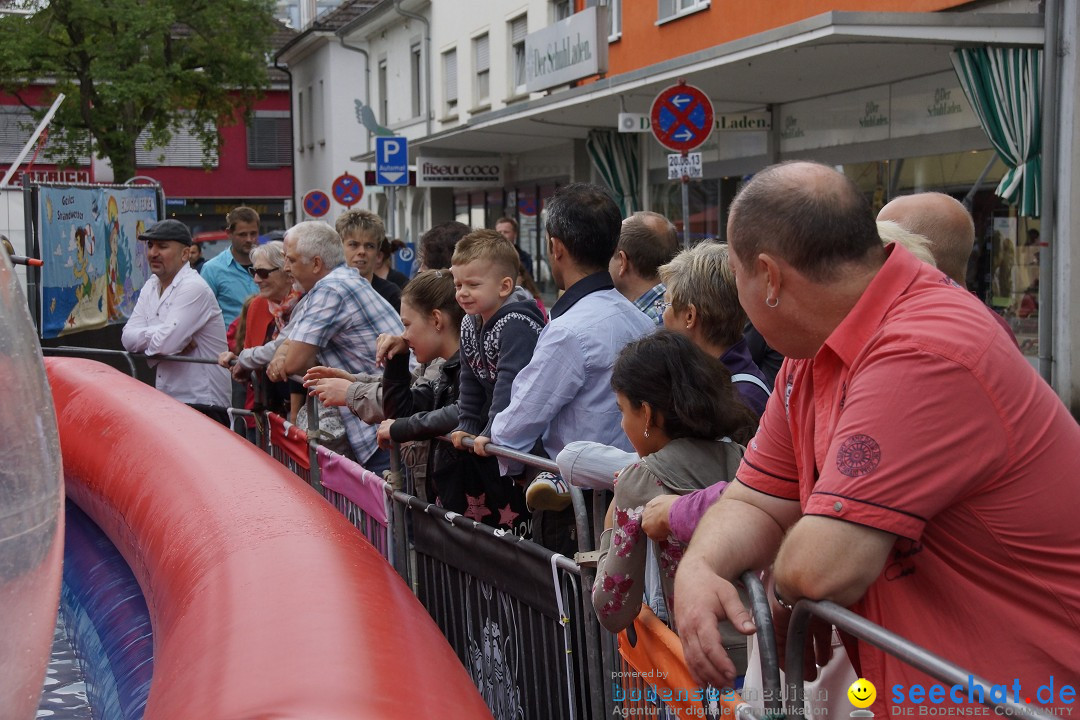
[275, 0, 380, 60]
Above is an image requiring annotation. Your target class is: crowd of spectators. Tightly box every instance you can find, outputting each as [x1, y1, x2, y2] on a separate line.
[121, 166, 1080, 716]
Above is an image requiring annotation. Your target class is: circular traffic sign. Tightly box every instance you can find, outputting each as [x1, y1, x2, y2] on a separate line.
[302, 189, 330, 218]
[650, 81, 714, 152]
[332, 173, 363, 207]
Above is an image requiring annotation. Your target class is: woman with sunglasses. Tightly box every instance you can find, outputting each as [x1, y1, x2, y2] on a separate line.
[218, 241, 305, 421]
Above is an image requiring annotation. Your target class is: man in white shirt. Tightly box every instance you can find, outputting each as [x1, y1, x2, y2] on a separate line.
[122, 219, 230, 421]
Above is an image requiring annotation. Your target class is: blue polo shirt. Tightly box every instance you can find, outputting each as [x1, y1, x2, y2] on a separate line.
[199, 249, 257, 327]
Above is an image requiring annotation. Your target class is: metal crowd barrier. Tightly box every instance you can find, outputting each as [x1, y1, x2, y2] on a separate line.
[785, 600, 1054, 720]
[43, 352, 1049, 720]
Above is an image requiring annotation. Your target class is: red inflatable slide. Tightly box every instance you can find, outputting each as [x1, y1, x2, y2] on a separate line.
[47, 357, 491, 720]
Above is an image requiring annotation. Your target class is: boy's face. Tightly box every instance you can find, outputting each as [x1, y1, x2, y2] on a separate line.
[451, 259, 514, 322]
[343, 230, 379, 280]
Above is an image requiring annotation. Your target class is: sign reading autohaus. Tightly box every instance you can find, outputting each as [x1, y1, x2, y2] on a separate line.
[525, 6, 609, 94]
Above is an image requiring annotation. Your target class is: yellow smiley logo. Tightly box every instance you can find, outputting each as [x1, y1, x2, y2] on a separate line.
[848, 678, 877, 709]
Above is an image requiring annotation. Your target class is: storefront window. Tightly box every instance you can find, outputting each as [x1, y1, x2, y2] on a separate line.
[648, 178, 721, 244]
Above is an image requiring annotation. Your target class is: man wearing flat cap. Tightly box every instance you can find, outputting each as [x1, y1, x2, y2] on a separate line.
[122, 219, 230, 421]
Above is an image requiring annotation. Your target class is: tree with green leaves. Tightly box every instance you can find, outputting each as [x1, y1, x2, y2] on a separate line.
[0, 0, 279, 181]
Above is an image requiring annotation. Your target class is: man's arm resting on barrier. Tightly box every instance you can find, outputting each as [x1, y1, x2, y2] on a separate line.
[773, 515, 895, 608]
[283, 340, 319, 378]
[674, 480, 800, 689]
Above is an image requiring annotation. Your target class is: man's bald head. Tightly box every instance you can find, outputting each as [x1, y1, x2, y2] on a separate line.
[728, 161, 882, 282]
[877, 193, 974, 284]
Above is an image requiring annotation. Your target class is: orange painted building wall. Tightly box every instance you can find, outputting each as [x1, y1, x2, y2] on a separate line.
[605, 1, 971, 76]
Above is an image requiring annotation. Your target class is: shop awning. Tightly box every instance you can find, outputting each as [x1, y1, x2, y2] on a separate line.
[356, 10, 1042, 161]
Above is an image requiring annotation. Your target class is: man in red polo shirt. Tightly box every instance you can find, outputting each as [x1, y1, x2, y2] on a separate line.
[674, 162, 1080, 715]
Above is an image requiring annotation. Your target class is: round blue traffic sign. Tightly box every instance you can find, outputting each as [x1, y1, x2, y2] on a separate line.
[650, 82, 714, 152]
[332, 173, 363, 207]
[303, 189, 330, 218]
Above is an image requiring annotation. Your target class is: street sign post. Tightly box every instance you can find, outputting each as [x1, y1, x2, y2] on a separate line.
[332, 173, 363, 207]
[652, 81, 714, 247]
[667, 152, 702, 180]
[650, 81, 714, 152]
[302, 189, 330, 218]
[375, 137, 408, 186]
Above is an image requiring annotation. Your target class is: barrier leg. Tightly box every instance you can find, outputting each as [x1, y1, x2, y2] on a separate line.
[741, 570, 783, 716]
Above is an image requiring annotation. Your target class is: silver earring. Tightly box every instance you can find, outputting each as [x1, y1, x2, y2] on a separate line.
[644, 427, 650, 439]
[766, 295, 779, 308]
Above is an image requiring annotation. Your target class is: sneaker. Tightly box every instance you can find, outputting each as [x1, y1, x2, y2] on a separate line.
[526, 472, 571, 512]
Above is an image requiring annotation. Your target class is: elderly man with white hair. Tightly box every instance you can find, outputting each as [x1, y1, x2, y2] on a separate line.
[267, 221, 402, 473]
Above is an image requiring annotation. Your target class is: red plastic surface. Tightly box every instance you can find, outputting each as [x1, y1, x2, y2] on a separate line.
[46, 357, 491, 720]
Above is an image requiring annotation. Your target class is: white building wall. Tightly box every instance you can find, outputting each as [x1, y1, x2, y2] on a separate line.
[289, 38, 375, 222]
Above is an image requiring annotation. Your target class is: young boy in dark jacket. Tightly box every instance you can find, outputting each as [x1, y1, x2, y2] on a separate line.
[449, 230, 546, 535]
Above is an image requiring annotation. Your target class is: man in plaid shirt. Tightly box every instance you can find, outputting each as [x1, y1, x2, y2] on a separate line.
[271, 221, 403, 473]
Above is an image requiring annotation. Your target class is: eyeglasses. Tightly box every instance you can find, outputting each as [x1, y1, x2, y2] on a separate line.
[653, 299, 673, 315]
[248, 267, 280, 279]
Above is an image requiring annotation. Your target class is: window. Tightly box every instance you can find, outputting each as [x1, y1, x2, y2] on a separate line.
[587, 0, 622, 39]
[316, 79, 325, 145]
[136, 118, 218, 167]
[304, 84, 314, 150]
[473, 34, 489, 107]
[551, 0, 571, 21]
[247, 111, 291, 168]
[658, 0, 709, 23]
[378, 59, 389, 125]
[509, 15, 527, 96]
[0, 106, 35, 163]
[411, 43, 423, 118]
[442, 49, 458, 115]
[0, 106, 91, 165]
[297, 88, 305, 152]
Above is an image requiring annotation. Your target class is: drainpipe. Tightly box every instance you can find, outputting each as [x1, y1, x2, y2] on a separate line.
[393, 0, 432, 137]
[339, 36, 372, 157]
[273, 59, 297, 227]
[1040, 0, 1061, 384]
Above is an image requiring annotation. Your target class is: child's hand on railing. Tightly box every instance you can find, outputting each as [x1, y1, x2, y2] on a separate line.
[472, 435, 491, 456]
[376, 419, 395, 449]
[302, 365, 355, 383]
[217, 351, 238, 368]
[449, 430, 473, 450]
[304, 376, 350, 407]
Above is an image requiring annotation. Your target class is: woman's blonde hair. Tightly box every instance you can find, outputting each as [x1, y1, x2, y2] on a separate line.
[658, 241, 746, 350]
[876, 220, 937, 267]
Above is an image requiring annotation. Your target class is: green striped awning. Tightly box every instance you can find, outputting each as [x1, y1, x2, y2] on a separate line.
[951, 46, 1042, 217]
[586, 129, 640, 217]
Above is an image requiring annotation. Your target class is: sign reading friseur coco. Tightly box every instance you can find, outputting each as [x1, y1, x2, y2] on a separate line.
[416, 156, 503, 187]
[525, 6, 609, 94]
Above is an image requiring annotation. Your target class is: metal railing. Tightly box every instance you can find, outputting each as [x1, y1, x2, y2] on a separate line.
[47, 353, 1054, 720]
[785, 600, 1054, 720]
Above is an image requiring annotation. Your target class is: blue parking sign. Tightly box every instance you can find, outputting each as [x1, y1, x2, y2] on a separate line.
[375, 137, 408, 186]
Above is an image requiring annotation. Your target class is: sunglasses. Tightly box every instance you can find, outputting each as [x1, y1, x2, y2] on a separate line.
[248, 266, 280, 279]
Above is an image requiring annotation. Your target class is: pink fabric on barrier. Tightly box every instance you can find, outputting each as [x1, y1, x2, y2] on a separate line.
[317, 445, 389, 525]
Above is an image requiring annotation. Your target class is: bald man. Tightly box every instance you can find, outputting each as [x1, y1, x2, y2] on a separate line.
[878, 192, 1017, 345]
[675, 162, 1080, 714]
[608, 211, 680, 325]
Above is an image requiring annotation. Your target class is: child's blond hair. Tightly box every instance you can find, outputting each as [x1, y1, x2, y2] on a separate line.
[451, 229, 520, 280]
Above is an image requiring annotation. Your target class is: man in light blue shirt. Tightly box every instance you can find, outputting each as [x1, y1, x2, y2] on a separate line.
[199, 206, 259, 327]
[608, 211, 680, 326]
[490, 184, 653, 551]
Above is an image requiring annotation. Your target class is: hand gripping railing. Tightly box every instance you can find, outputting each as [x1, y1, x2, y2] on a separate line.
[784, 600, 1056, 720]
